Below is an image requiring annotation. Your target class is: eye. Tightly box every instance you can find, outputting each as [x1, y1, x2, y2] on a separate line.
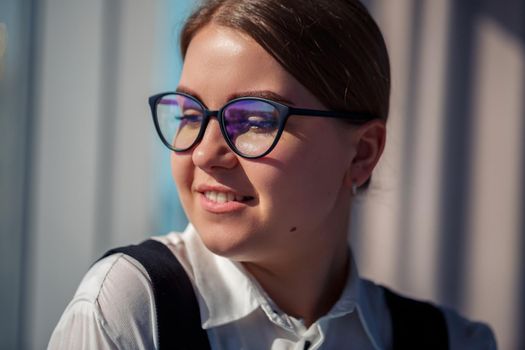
[246, 114, 278, 133]
[176, 109, 203, 128]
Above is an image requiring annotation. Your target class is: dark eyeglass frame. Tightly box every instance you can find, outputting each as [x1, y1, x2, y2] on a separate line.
[149, 91, 378, 159]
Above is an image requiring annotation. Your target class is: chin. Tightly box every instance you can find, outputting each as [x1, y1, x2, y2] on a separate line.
[195, 224, 264, 262]
[197, 225, 249, 260]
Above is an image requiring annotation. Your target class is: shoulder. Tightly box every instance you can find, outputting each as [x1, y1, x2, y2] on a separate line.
[441, 306, 497, 350]
[49, 252, 158, 349]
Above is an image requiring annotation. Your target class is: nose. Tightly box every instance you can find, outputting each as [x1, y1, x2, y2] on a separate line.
[192, 119, 239, 171]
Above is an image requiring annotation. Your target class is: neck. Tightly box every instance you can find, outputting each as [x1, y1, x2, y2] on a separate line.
[242, 226, 350, 327]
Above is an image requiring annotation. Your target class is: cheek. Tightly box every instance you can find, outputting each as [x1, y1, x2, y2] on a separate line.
[170, 153, 193, 197]
[279, 125, 350, 187]
[253, 133, 350, 220]
[290, 155, 345, 202]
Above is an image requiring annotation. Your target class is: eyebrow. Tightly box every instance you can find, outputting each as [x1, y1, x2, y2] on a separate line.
[176, 85, 295, 107]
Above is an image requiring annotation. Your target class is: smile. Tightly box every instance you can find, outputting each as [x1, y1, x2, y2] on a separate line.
[198, 189, 254, 214]
[204, 191, 238, 203]
[203, 191, 252, 203]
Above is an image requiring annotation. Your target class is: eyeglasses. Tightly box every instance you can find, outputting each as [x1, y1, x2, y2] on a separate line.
[149, 92, 377, 159]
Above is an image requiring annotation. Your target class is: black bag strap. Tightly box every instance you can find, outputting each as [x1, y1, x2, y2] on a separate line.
[383, 287, 449, 350]
[100, 239, 211, 350]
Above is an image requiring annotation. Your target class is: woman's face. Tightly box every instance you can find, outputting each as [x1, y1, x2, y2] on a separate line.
[172, 24, 358, 263]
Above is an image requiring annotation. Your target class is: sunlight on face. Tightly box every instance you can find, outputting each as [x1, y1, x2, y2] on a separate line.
[171, 24, 356, 263]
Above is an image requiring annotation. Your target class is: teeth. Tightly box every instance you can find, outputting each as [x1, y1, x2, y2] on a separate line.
[204, 191, 245, 203]
[217, 192, 226, 203]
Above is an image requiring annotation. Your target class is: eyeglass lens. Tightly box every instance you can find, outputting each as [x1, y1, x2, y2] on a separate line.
[156, 93, 280, 157]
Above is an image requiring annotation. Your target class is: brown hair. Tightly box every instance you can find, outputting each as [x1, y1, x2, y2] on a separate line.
[180, 0, 391, 121]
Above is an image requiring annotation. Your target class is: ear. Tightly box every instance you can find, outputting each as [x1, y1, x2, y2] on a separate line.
[344, 120, 387, 187]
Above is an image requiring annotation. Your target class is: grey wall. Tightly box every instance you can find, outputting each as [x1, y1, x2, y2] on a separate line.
[0, 0, 160, 348]
[0, 0, 33, 348]
[0, 0, 196, 348]
[353, 1, 525, 349]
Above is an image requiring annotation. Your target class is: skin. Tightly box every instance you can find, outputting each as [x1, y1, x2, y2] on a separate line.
[171, 23, 386, 326]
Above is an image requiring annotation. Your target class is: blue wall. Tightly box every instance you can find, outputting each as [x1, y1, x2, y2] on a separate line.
[152, 0, 196, 234]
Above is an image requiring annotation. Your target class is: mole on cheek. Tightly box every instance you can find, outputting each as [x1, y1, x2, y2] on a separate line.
[290, 227, 297, 232]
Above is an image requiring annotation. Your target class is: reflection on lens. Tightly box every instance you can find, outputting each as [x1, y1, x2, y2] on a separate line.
[223, 100, 279, 156]
[157, 94, 203, 150]
[235, 132, 275, 156]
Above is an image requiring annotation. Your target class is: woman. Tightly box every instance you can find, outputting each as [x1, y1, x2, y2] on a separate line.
[49, 0, 496, 349]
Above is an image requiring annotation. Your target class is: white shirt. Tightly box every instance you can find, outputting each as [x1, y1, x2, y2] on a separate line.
[48, 224, 497, 349]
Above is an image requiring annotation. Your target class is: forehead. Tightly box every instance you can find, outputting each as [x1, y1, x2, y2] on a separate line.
[179, 24, 324, 110]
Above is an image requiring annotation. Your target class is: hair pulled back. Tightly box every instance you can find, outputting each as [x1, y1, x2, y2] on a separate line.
[180, 0, 391, 121]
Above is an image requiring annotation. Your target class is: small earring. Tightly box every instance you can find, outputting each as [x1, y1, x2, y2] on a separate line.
[352, 182, 357, 196]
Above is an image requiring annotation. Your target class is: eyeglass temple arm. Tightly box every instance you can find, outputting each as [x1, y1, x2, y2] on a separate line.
[289, 107, 377, 123]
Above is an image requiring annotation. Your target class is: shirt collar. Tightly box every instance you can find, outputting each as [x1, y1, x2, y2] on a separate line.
[312, 251, 383, 349]
[178, 224, 383, 349]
